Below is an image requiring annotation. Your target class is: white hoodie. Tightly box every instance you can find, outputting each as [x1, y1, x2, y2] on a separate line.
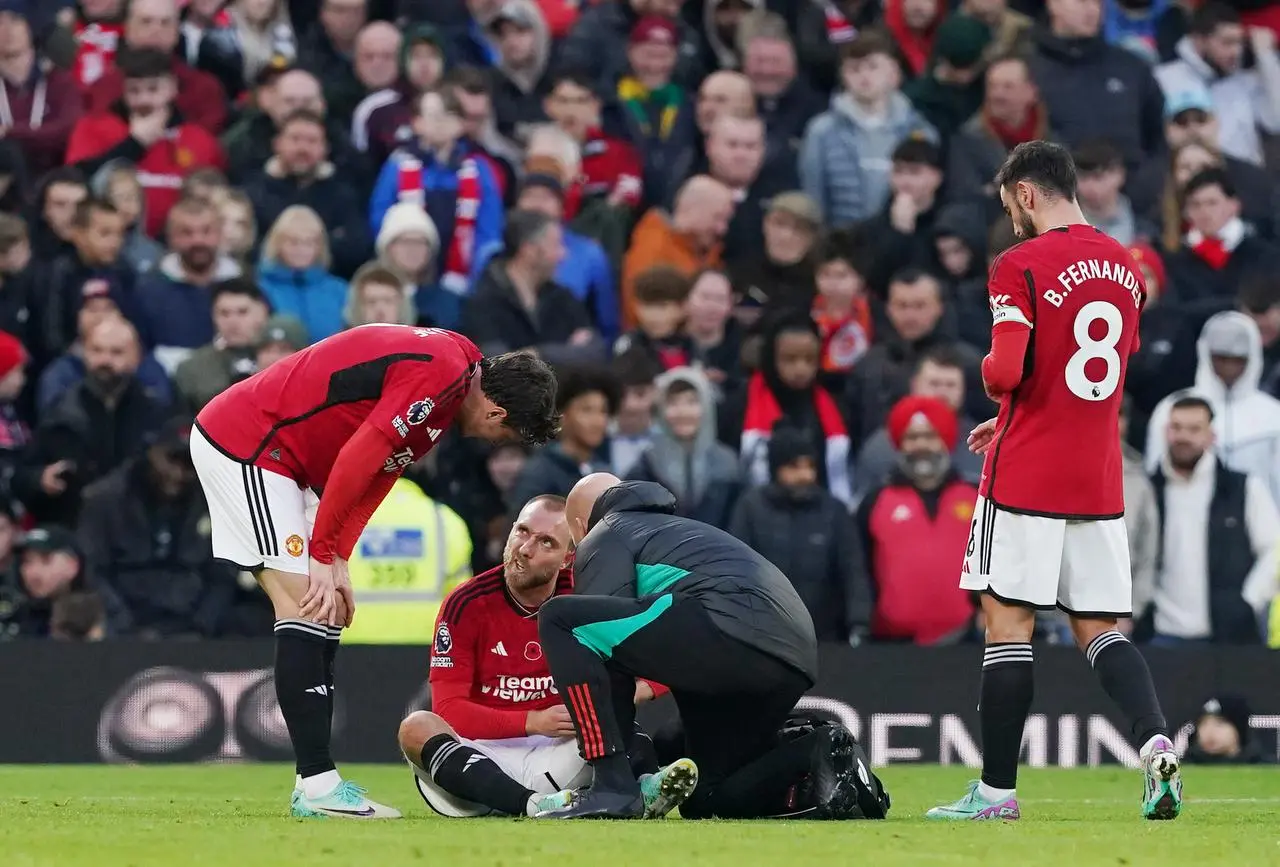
[1145, 311, 1280, 509]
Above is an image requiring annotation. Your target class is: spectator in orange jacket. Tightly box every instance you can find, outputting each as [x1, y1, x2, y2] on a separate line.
[854, 395, 978, 645]
[83, 0, 228, 134]
[621, 174, 732, 329]
[65, 48, 226, 239]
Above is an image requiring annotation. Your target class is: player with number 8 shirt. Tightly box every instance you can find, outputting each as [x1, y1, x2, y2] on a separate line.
[927, 141, 1181, 824]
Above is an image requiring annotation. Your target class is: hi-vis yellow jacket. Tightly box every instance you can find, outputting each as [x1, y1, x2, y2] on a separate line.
[341, 478, 472, 644]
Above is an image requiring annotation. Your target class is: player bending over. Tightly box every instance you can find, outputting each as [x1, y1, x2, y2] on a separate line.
[398, 494, 699, 818]
[926, 141, 1181, 822]
[190, 326, 558, 818]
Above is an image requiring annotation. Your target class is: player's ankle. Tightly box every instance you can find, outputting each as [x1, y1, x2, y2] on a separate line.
[978, 781, 1015, 802]
[301, 769, 341, 799]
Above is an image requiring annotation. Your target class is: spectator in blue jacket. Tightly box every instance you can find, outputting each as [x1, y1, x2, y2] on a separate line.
[38, 281, 172, 414]
[368, 87, 504, 296]
[257, 205, 349, 342]
[133, 197, 243, 376]
[800, 31, 937, 227]
[472, 159, 620, 341]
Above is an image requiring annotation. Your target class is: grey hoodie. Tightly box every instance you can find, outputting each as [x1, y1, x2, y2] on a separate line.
[627, 367, 741, 527]
[799, 91, 937, 226]
[1145, 311, 1280, 508]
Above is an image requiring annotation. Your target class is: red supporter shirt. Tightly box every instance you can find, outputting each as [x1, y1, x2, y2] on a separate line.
[64, 113, 226, 238]
[429, 566, 574, 741]
[981, 224, 1144, 519]
[196, 326, 482, 562]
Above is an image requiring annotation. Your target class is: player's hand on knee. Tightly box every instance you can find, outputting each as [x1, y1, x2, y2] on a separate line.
[334, 557, 355, 627]
[300, 557, 338, 624]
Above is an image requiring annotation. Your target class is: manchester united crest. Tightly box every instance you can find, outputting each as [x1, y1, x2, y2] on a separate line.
[285, 534, 304, 558]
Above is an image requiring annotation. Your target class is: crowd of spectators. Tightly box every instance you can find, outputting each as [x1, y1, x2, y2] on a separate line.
[0, 0, 1278, 649]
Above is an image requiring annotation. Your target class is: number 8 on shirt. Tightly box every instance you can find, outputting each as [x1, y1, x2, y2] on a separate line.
[961, 224, 1145, 617]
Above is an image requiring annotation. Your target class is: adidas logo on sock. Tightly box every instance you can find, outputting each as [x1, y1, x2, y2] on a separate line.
[490, 641, 508, 656]
[305, 685, 330, 696]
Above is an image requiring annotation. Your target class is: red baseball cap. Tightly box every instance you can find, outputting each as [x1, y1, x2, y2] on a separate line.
[630, 15, 678, 48]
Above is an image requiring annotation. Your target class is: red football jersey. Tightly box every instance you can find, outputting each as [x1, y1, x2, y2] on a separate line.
[430, 566, 573, 740]
[980, 224, 1144, 519]
[196, 326, 481, 490]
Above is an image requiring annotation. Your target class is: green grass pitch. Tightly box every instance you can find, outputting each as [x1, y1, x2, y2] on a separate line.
[3, 764, 1278, 867]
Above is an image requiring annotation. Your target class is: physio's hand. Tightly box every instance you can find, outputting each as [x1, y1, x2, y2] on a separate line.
[634, 680, 655, 704]
[299, 556, 337, 625]
[967, 418, 998, 455]
[527, 704, 577, 738]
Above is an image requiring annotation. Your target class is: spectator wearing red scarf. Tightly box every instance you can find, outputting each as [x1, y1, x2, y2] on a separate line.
[882, 0, 945, 78]
[720, 312, 854, 507]
[1165, 167, 1280, 307]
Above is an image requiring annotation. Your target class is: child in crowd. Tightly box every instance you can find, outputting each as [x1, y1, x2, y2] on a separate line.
[628, 366, 741, 529]
[800, 31, 936, 227]
[811, 231, 873, 385]
[608, 349, 663, 476]
[344, 263, 415, 327]
[722, 311, 854, 506]
[257, 206, 347, 342]
[218, 190, 258, 267]
[684, 268, 743, 390]
[94, 163, 163, 275]
[613, 264, 695, 371]
[375, 202, 460, 330]
[729, 426, 861, 641]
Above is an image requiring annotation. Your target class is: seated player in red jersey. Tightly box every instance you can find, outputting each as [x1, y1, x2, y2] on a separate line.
[925, 142, 1181, 824]
[189, 326, 558, 819]
[398, 494, 698, 818]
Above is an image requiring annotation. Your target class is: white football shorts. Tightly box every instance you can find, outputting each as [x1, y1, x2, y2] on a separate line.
[960, 495, 1133, 617]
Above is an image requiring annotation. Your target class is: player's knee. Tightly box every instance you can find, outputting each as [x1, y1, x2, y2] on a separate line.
[398, 711, 452, 760]
[981, 597, 1036, 643]
[256, 567, 309, 619]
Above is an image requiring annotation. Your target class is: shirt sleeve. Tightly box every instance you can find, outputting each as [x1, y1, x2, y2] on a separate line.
[987, 252, 1034, 331]
[309, 422, 400, 564]
[429, 610, 529, 740]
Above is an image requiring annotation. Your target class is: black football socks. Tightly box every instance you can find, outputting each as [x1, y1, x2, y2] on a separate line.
[324, 624, 341, 734]
[979, 642, 1034, 791]
[274, 619, 336, 779]
[422, 733, 535, 816]
[1086, 631, 1169, 747]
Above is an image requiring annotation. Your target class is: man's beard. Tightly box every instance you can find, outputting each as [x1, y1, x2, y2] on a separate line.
[88, 366, 127, 392]
[1168, 445, 1204, 473]
[1017, 212, 1038, 238]
[180, 246, 216, 272]
[900, 449, 949, 482]
[503, 552, 557, 592]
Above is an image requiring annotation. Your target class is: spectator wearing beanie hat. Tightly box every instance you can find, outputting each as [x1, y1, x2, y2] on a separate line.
[605, 15, 698, 206]
[853, 395, 979, 645]
[729, 426, 867, 641]
[1185, 694, 1271, 764]
[902, 14, 992, 139]
[474, 157, 620, 341]
[374, 201, 461, 330]
[558, 0, 704, 97]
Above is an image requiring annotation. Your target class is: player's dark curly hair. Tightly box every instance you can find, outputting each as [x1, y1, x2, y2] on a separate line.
[479, 351, 561, 445]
